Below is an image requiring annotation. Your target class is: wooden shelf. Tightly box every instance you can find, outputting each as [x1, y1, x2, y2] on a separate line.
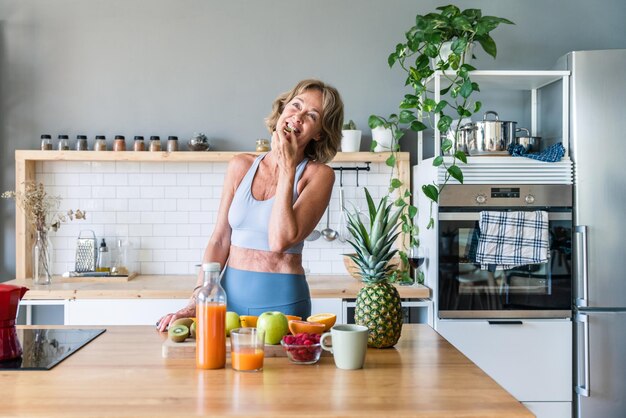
[13, 150, 410, 280]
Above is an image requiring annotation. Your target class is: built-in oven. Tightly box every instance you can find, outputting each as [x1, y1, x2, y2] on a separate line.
[437, 184, 572, 319]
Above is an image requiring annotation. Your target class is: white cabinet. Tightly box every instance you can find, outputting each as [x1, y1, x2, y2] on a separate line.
[436, 318, 571, 417]
[65, 299, 188, 326]
[310, 298, 344, 324]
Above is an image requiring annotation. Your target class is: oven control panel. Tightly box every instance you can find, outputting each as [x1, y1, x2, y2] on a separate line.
[439, 184, 572, 207]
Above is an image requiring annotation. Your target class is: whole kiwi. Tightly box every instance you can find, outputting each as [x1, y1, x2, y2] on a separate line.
[169, 324, 190, 343]
[190, 321, 196, 339]
[171, 318, 194, 329]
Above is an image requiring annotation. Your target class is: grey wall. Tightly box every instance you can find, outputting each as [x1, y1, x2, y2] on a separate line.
[2, 0, 626, 280]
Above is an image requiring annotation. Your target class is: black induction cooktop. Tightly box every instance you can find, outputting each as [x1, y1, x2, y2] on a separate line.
[0, 328, 105, 370]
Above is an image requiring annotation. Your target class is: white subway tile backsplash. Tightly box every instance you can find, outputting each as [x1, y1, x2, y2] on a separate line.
[139, 186, 164, 199]
[129, 224, 152, 237]
[37, 160, 393, 276]
[164, 186, 189, 199]
[92, 186, 117, 199]
[141, 262, 164, 274]
[153, 173, 177, 186]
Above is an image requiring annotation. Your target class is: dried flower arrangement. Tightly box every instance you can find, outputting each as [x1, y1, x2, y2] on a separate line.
[2, 182, 85, 283]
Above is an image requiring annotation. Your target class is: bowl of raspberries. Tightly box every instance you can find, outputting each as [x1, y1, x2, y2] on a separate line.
[280, 333, 322, 365]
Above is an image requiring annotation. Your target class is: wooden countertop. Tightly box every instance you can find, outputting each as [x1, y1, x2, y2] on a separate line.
[5, 275, 430, 300]
[0, 325, 531, 417]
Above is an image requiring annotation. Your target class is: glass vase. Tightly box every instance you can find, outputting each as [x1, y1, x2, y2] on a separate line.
[32, 230, 53, 285]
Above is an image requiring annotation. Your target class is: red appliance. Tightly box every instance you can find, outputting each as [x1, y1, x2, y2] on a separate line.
[0, 284, 28, 361]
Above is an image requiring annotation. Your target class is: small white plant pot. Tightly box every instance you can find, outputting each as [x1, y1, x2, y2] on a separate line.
[341, 130, 362, 152]
[372, 126, 393, 152]
[431, 41, 475, 68]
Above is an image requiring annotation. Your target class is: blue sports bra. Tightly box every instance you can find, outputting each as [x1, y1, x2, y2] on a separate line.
[228, 153, 309, 254]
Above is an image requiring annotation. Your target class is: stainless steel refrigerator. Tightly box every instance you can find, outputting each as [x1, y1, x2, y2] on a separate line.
[561, 49, 626, 418]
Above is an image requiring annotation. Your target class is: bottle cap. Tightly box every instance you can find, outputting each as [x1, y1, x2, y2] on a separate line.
[77, 135, 87, 139]
[96, 135, 106, 140]
[168, 136, 178, 140]
[41, 134, 51, 139]
[115, 135, 125, 140]
[133, 135, 144, 140]
[150, 135, 160, 140]
[58, 134, 69, 139]
[202, 262, 221, 272]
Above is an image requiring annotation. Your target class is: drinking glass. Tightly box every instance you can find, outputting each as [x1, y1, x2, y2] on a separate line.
[409, 246, 428, 285]
[230, 328, 265, 372]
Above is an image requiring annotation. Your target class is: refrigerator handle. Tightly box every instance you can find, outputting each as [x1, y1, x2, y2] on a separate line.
[575, 225, 588, 307]
[575, 313, 590, 397]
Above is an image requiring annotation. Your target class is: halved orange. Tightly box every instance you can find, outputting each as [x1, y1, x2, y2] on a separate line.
[307, 313, 337, 331]
[239, 315, 258, 328]
[288, 320, 325, 335]
[285, 315, 302, 322]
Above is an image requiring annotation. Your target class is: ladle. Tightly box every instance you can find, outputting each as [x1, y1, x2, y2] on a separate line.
[321, 207, 338, 241]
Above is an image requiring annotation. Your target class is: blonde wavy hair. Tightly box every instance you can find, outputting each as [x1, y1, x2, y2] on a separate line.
[265, 79, 344, 163]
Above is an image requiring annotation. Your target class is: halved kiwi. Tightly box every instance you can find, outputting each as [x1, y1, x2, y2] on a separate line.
[171, 318, 194, 329]
[190, 321, 196, 339]
[169, 324, 190, 343]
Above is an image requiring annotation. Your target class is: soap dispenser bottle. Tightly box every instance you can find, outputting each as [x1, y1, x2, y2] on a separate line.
[96, 239, 111, 273]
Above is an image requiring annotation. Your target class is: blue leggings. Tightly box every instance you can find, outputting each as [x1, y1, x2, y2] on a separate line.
[221, 266, 311, 318]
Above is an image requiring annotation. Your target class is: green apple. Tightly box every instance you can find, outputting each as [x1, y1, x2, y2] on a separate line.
[256, 311, 289, 345]
[225, 311, 241, 337]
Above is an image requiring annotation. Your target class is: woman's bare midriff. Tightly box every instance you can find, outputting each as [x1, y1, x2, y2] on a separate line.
[227, 245, 304, 275]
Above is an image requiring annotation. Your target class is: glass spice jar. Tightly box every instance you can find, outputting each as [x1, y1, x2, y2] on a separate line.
[94, 135, 107, 151]
[113, 135, 126, 151]
[149, 136, 161, 152]
[167, 136, 179, 152]
[256, 139, 270, 152]
[57, 135, 70, 150]
[133, 135, 145, 151]
[75, 135, 88, 151]
[40, 134, 53, 150]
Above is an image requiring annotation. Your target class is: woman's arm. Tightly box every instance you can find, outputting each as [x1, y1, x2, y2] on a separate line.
[157, 155, 251, 331]
[268, 130, 335, 251]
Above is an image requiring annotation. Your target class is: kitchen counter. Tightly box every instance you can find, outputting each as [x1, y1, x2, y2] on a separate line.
[0, 324, 531, 417]
[5, 275, 431, 300]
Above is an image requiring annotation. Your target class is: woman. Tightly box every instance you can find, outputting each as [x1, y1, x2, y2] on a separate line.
[157, 79, 344, 331]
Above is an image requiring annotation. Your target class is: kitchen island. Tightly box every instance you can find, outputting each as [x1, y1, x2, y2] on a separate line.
[0, 324, 531, 417]
[7, 275, 432, 326]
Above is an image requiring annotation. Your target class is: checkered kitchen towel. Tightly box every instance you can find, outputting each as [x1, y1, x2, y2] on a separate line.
[476, 211, 549, 270]
[508, 142, 565, 162]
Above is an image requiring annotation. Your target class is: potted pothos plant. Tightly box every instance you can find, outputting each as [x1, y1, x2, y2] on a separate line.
[368, 4, 514, 283]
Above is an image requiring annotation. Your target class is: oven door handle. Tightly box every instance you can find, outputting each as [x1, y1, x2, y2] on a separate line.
[438, 212, 572, 221]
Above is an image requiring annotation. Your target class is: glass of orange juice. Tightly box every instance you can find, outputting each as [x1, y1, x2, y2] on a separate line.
[230, 328, 265, 372]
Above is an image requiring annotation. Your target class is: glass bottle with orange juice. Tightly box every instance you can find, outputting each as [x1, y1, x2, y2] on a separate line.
[196, 262, 227, 369]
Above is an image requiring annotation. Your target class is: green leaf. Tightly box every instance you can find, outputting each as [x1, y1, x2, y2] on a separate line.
[426, 217, 435, 229]
[424, 43, 438, 58]
[370, 140, 378, 152]
[441, 138, 453, 153]
[422, 184, 439, 203]
[399, 109, 417, 124]
[437, 115, 453, 133]
[410, 120, 427, 132]
[477, 34, 497, 58]
[433, 156, 444, 166]
[474, 101, 482, 113]
[386, 154, 396, 168]
[434, 100, 448, 113]
[408, 205, 417, 219]
[460, 79, 474, 98]
[394, 197, 405, 207]
[368, 115, 386, 129]
[440, 85, 452, 95]
[388, 52, 398, 68]
[451, 38, 469, 54]
[447, 164, 464, 183]
[390, 178, 402, 189]
[454, 150, 468, 164]
[423, 98, 437, 112]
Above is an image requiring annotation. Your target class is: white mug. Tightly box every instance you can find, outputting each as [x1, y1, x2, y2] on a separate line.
[320, 324, 368, 370]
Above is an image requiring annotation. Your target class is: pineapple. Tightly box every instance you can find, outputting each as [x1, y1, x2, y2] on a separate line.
[346, 188, 404, 348]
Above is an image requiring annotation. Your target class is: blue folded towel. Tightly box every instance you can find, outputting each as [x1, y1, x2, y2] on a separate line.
[476, 211, 549, 271]
[508, 142, 565, 162]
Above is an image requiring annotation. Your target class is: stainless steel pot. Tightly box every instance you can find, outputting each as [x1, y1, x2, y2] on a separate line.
[515, 128, 542, 153]
[458, 111, 517, 155]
